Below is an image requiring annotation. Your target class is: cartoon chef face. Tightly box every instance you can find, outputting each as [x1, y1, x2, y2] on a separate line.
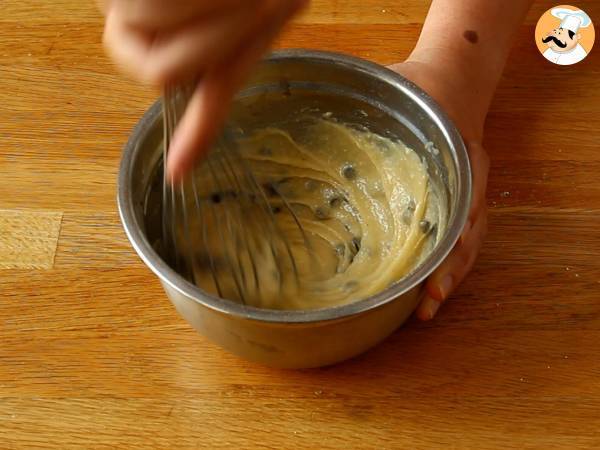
[542, 8, 592, 53]
[542, 27, 581, 53]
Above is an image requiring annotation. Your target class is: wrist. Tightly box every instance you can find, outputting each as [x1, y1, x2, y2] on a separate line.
[403, 0, 532, 138]
[398, 46, 490, 142]
[409, 45, 496, 121]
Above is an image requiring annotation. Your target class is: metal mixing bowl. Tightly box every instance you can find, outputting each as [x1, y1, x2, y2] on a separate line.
[117, 49, 471, 368]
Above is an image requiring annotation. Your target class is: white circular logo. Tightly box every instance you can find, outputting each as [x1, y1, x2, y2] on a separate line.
[536, 5, 595, 66]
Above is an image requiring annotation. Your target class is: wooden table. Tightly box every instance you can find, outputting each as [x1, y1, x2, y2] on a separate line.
[2, 1, 599, 448]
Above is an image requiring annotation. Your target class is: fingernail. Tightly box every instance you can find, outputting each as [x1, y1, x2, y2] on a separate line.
[460, 220, 472, 244]
[439, 275, 453, 300]
[420, 296, 441, 320]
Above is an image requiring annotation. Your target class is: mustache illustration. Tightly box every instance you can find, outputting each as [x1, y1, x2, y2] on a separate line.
[542, 35, 567, 48]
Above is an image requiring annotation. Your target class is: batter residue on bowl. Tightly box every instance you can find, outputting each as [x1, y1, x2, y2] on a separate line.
[171, 118, 442, 310]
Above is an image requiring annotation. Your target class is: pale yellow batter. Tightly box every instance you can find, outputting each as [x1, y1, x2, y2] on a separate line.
[174, 118, 441, 310]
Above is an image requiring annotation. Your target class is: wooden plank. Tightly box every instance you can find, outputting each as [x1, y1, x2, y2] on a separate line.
[0, 0, 565, 26]
[1, 0, 600, 448]
[0, 209, 62, 269]
[53, 212, 139, 269]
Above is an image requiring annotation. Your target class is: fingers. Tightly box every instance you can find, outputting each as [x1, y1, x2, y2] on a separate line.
[416, 142, 490, 321]
[103, 7, 253, 85]
[166, 0, 307, 182]
[149, 0, 302, 85]
[428, 214, 488, 301]
[105, 0, 244, 30]
[103, 1, 306, 86]
[140, 8, 255, 85]
[417, 209, 487, 320]
[165, 71, 233, 183]
[165, 32, 271, 182]
[103, 0, 309, 180]
[103, 8, 155, 82]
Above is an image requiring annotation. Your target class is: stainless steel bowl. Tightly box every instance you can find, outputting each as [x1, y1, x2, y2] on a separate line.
[118, 49, 471, 368]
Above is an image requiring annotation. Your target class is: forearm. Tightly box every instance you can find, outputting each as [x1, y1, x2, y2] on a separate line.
[408, 0, 533, 127]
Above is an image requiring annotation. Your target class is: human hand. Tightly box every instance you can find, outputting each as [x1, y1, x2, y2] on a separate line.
[99, 0, 308, 182]
[388, 58, 490, 321]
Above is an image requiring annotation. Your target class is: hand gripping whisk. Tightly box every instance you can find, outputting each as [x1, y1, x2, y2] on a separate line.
[161, 84, 313, 305]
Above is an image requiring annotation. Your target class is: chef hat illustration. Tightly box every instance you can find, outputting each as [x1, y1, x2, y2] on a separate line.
[551, 8, 592, 34]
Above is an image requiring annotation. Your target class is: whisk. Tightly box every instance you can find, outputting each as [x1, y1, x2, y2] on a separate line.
[161, 84, 312, 306]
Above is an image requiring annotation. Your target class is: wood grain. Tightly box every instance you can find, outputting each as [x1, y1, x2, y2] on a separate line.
[0, 210, 62, 269]
[1, 0, 600, 448]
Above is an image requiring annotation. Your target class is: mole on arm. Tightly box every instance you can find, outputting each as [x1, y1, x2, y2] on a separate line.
[463, 30, 479, 44]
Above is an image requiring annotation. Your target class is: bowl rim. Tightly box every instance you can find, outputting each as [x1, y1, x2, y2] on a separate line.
[117, 48, 472, 324]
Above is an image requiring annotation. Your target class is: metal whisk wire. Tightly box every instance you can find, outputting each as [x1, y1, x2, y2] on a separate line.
[219, 134, 299, 288]
[161, 84, 311, 305]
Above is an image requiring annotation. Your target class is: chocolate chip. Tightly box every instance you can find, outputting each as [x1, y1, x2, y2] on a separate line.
[419, 220, 431, 234]
[279, 78, 291, 97]
[263, 183, 277, 197]
[352, 236, 361, 252]
[211, 193, 222, 204]
[403, 200, 416, 225]
[272, 206, 282, 214]
[342, 165, 357, 180]
[259, 146, 273, 156]
[315, 206, 329, 220]
[329, 196, 342, 208]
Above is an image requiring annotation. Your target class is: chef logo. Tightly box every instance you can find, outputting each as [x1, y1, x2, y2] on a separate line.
[535, 5, 594, 66]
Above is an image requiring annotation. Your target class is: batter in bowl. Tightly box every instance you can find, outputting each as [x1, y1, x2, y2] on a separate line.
[171, 117, 442, 310]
